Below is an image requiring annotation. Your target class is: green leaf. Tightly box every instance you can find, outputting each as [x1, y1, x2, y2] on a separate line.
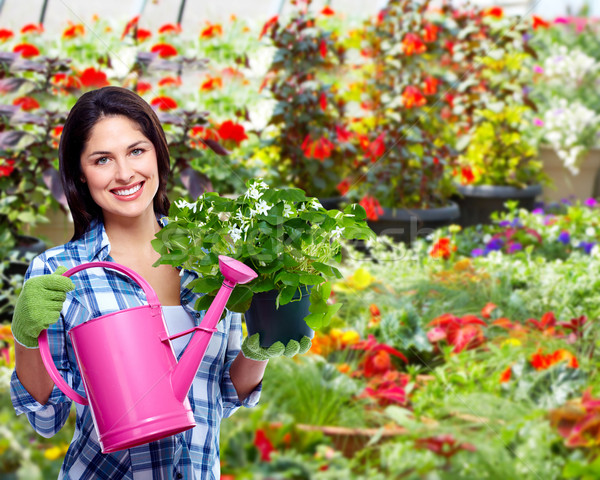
[278, 285, 298, 306]
[299, 274, 325, 285]
[274, 270, 299, 287]
[189, 276, 222, 294]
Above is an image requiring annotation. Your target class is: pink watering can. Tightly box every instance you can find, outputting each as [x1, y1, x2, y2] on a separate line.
[38, 256, 257, 454]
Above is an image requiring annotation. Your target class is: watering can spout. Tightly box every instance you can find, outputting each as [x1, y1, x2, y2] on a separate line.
[171, 256, 257, 402]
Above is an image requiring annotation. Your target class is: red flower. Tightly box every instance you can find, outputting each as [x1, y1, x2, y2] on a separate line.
[13, 43, 39, 58]
[336, 178, 351, 196]
[200, 23, 223, 38]
[260, 16, 278, 39]
[20, 23, 43, 34]
[0, 28, 14, 42]
[526, 311, 557, 334]
[63, 23, 85, 38]
[319, 39, 327, 58]
[301, 135, 334, 161]
[121, 16, 140, 40]
[319, 92, 327, 111]
[151, 43, 178, 58]
[401, 33, 426, 55]
[0, 159, 15, 177]
[402, 85, 426, 108]
[136, 29, 152, 42]
[335, 125, 352, 143]
[532, 15, 550, 29]
[423, 76, 439, 96]
[499, 366, 512, 383]
[415, 434, 476, 459]
[79, 67, 110, 88]
[52, 126, 64, 137]
[158, 23, 182, 34]
[361, 371, 409, 406]
[158, 76, 182, 87]
[150, 96, 177, 111]
[429, 237, 455, 260]
[423, 23, 439, 43]
[254, 429, 275, 462]
[136, 81, 152, 95]
[445, 40, 454, 55]
[365, 133, 385, 163]
[460, 166, 474, 184]
[200, 76, 223, 91]
[427, 313, 487, 353]
[484, 7, 504, 18]
[359, 195, 384, 221]
[320, 6, 335, 16]
[480, 302, 497, 319]
[217, 120, 248, 145]
[530, 348, 578, 370]
[13, 96, 40, 111]
[351, 334, 408, 377]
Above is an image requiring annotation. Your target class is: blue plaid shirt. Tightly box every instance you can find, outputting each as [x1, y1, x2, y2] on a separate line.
[10, 218, 261, 479]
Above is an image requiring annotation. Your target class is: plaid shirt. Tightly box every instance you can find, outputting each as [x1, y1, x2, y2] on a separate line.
[10, 218, 261, 479]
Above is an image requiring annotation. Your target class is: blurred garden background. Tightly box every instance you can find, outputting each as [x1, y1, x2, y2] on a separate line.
[3, 0, 600, 478]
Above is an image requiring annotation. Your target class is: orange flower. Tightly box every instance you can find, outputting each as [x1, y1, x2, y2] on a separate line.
[359, 195, 384, 221]
[189, 125, 219, 149]
[151, 43, 178, 58]
[121, 16, 140, 40]
[150, 96, 177, 111]
[532, 15, 550, 29]
[136, 81, 152, 95]
[20, 23, 43, 34]
[136, 29, 152, 42]
[0, 28, 14, 42]
[217, 120, 248, 145]
[481, 302, 497, 319]
[200, 76, 223, 91]
[52, 73, 82, 90]
[402, 33, 426, 55]
[260, 15, 278, 39]
[13, 96, 40, 110]
[200, 22, 222, 38]
[0, 158, 16, 177]
[369, 304, 381, 317]
[499, 366, 512, 383]
[402, 85, 426, 108]
[52, 126, 64, 138]
[62, 23, 85, 39]
[158, 76, 182, 87]
[13, 43, 39, 58]
[484, 7, 503, 18]
[158, 23, 182, 34]
[530, 348, 578, 370]
[423, 23, 439, 43]
[79, 67, 109, 88]
[321, 6, 335, 16]
[423, 76, 439, 96]
[429, 237, 455, 260]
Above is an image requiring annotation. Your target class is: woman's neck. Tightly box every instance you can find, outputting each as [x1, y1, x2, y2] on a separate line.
[103, 210, 160, 256]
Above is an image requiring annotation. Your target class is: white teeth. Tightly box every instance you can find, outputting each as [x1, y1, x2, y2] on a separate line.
[113, 183, 142, 196]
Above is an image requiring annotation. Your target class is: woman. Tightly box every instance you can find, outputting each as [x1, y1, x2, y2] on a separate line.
[10, 86, 268, 479]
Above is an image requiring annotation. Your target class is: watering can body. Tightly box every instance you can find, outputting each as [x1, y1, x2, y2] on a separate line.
[39, 257, 257, 454]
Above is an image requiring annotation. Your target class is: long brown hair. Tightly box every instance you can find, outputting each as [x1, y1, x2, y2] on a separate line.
[59, 86, 171, 240]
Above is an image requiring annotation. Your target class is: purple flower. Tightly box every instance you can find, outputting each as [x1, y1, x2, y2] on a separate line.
[486, 237, 504, 251]
[507, 242, 523, 253]
[579, 241, 596, 254]
[498, 220, 511, 227]
[558, 231, 571, 244]
[471, 248, 485, 257]
[585, 198, 597, 208]
[532, 208, 544, 215]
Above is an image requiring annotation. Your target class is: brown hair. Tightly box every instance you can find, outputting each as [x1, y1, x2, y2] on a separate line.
[59, 86, 171, 240]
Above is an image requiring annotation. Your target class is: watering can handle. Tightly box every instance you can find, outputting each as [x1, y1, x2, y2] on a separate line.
[37, 261, 160, 405]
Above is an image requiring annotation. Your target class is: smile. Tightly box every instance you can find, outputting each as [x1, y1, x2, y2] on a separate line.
[112, 182, 143, 196]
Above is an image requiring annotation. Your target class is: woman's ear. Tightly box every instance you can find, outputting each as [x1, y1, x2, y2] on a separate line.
[80, 176, 86, 183]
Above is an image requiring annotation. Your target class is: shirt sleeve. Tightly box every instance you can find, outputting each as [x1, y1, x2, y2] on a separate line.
[220, 311, 262, 417]
[9, 254, 76, 438]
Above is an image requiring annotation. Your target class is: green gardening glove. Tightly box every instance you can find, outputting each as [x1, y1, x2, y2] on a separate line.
[241, 333, 312, 361]
[11, 266, 75, 348]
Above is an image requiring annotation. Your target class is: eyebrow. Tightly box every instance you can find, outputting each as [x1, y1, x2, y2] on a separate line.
[87, 140, 151, 158]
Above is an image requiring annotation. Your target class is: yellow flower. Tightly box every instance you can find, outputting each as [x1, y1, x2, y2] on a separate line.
[44, 443, 69, 460]
[501, 338, 522, 348]
[340, 330, 360, 347]
[347, 268, 375, 290]
[453, 258, 472, 272]
[448, 224, 462, 234]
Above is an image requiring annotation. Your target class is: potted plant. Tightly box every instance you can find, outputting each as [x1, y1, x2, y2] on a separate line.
[152, 179, 375, 350]
[258, 0, 353, 206]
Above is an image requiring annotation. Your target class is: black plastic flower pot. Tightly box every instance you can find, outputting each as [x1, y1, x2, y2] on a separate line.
[244, 286, 314, 348]
[454, 184, 542, 227]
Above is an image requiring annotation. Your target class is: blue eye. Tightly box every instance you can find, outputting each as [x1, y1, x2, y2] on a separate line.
[131, 148, 144, 156]
[96, 157, 109, 165]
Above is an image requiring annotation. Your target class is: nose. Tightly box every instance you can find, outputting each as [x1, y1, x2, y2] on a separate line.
[115, 158, 134, 183]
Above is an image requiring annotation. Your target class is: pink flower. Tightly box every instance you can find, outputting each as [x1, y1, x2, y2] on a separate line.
[533, 117, 544, 127]
[533, 65, 544, 74]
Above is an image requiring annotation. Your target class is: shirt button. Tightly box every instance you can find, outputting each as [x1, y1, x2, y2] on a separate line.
[195, 312, 201, 318]
[176, 473, 183, 479]
[182, 299, 188, 305]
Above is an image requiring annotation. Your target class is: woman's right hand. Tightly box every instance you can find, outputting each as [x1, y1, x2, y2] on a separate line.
[11, 266, 75, 348]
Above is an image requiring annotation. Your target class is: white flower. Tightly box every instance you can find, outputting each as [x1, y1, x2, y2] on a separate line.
[331, 226, 345, 240]
[245, 185, 263, 200]
[310, 199, 322, 210]
[586, 227, 596, 237]
[255, 200, 272, 216]
[218, 212, 231, 222]
[229, 225, 243, 243]
[297, 203, 307, 212]
[174, 199, 198, 213]
[283, 203, 294, 218]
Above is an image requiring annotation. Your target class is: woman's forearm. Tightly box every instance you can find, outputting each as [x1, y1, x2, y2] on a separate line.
[15, 342, 55, 404]
[229, 352, 268, 402]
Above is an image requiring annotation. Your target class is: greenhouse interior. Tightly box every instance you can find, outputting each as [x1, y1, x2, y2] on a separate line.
[2, 0, 600, 478]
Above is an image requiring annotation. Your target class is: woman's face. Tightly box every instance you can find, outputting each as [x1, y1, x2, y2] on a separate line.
[79, 115, 159, 223]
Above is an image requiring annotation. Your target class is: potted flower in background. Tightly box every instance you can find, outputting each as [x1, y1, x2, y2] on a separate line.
[152, 179, 375, 354]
